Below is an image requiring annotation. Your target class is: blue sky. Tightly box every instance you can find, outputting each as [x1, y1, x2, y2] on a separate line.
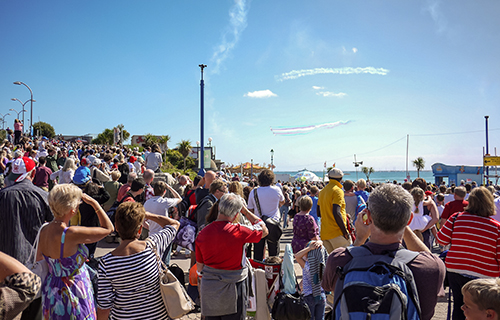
[1, 0, 499, 171]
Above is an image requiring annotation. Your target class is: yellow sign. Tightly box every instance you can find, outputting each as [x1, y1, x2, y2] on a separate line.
[484, 156, 500, 166]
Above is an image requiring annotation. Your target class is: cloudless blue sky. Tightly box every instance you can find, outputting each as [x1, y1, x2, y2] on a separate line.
[1, 0, 499, 171]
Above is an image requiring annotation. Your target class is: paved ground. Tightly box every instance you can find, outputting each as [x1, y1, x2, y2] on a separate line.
[94, 225, 450, 320]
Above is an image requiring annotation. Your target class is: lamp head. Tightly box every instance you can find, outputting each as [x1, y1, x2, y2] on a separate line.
[13, 81, 21, 85]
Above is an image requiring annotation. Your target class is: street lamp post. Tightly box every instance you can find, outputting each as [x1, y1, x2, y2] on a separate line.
[11, 98, 32, 126]
[198, 64, 207, 177]
[196, 141, 201, 171]
[270, 149, 274, 171]
[13, 81, 34, 137]
[9, 107, 26, 121]
[0, 113, 10, 130]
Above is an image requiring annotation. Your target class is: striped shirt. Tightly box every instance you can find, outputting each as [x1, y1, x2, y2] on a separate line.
[97, 225, 177, 319]
[436, 212, 500, 278]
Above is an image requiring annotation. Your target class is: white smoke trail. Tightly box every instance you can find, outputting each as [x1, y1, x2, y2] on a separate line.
[275, 67, 389, 81]
[211, 0, 249, 74]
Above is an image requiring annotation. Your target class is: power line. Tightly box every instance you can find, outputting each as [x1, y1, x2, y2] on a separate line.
[411, 128, 500, 137]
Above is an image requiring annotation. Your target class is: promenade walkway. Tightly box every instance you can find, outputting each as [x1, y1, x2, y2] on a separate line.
[94, 224, 450, 320]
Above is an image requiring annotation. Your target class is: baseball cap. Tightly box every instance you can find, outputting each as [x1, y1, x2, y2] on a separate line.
[80, 158, 88, 166]
[9, 157, 36, 183]
[92, 159, 101, 166]
[129, 156, 137, 163]
[327, 168, 344, 179]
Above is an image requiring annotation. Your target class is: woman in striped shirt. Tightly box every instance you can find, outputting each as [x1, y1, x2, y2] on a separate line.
[436, 187, 500, 320]
[97, 202, 180, 320]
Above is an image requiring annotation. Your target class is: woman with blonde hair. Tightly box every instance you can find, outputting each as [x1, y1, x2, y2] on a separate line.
[50, 157, 77, 184]
[38, 184, 114, 319]
[102, 170, 122, 211]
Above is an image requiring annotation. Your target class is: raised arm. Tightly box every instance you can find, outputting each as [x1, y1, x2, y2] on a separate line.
[67, 193, 114, 244]
[145, 211, 180, 230]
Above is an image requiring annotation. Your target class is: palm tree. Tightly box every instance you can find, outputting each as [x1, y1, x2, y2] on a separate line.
[158, 135, 171, 152]
[412, 157, 425, 178]
[177, 140, 192, 171]
[361, 166, 375, 181]
[143, 133, 158, 148]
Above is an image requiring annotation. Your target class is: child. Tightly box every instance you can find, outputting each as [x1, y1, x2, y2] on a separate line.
[408, 188, 432, 240]
[435, 193, 445, 219]
[295, 240, 328, 320]
[461, 278, 500, 320]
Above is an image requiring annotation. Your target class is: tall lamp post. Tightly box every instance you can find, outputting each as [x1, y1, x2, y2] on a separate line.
[0, 113, 10, 130]
[9, 107, 26, 121]
[13, 81, 34, 137]
[270, 149, 274, 171]
[208, 137, 213, 160]
[198, 64, 207, 176]
[10, 98, 32, 126]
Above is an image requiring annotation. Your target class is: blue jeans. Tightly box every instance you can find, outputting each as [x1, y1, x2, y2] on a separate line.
[280, 205, 289, 228]
[304, 293, 326, 320]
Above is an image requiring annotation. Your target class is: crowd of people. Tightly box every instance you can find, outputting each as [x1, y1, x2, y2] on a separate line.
[1, 134, 500, 320]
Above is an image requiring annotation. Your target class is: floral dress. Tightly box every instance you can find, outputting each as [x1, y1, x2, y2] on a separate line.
[42, 227, 96, 320]
[291, 214, 319, 254]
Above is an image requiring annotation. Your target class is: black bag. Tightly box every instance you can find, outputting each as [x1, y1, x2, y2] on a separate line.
[262, 215, 283, 242]
[168, 263, 186, 288]
[288, 207, 297, 218]
[272, 291, 311, 320]
[254, 188, 282, 242]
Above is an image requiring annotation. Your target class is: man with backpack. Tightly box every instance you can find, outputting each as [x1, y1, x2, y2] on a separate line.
[322, 183, 445, 320]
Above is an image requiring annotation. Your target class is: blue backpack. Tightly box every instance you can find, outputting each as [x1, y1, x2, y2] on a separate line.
[333, 246, 421, 320]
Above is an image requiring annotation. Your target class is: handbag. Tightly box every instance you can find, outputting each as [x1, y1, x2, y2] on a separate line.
[148, 240, 195, 319]
[27, 222, 49, 298]
[271, 277, 311, 320]
[254, 188, 283, 242]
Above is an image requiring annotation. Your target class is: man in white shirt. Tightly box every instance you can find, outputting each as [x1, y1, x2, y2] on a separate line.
[144, 181, 182, 264]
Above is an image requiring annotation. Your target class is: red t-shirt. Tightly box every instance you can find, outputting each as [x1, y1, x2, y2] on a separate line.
[441, 199, 468, 220]
[116, 184, 131, 202]
[196, 221, 262, 270]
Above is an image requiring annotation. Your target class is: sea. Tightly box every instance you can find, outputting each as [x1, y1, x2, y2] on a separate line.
[275, 170, 437, 184]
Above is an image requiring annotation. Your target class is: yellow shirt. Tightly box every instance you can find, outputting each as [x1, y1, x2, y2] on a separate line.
[318, 179, 347, 241]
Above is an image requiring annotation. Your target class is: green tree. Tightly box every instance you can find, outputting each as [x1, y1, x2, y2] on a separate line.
[158, 135, 171, 151]
[143, 134, 158, 148]
[361, 166, 375, 181]
[177, 140, 192, 171]
[412, 157, 425, 178]
[33, 121, 56, 139]
[92, 127, 130, 145]
[165, 149, 195, 170]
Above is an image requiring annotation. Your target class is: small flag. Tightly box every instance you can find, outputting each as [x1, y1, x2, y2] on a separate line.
[333, 163, 336, 168]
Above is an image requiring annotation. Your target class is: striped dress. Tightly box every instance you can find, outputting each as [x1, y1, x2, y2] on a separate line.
[97, 226, 176, 319]
[436, 212, 500, 278]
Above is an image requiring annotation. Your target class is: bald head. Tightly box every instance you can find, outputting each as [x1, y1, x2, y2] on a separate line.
[143, 169, 155, 184]
[204, 170, 216, 188]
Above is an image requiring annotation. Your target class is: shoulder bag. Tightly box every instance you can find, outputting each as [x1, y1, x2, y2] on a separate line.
[148, 239, 195, 319]
[254, 188, 282, 242]
[271, 276, 311, 320]
[27, 222, 50, 298]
